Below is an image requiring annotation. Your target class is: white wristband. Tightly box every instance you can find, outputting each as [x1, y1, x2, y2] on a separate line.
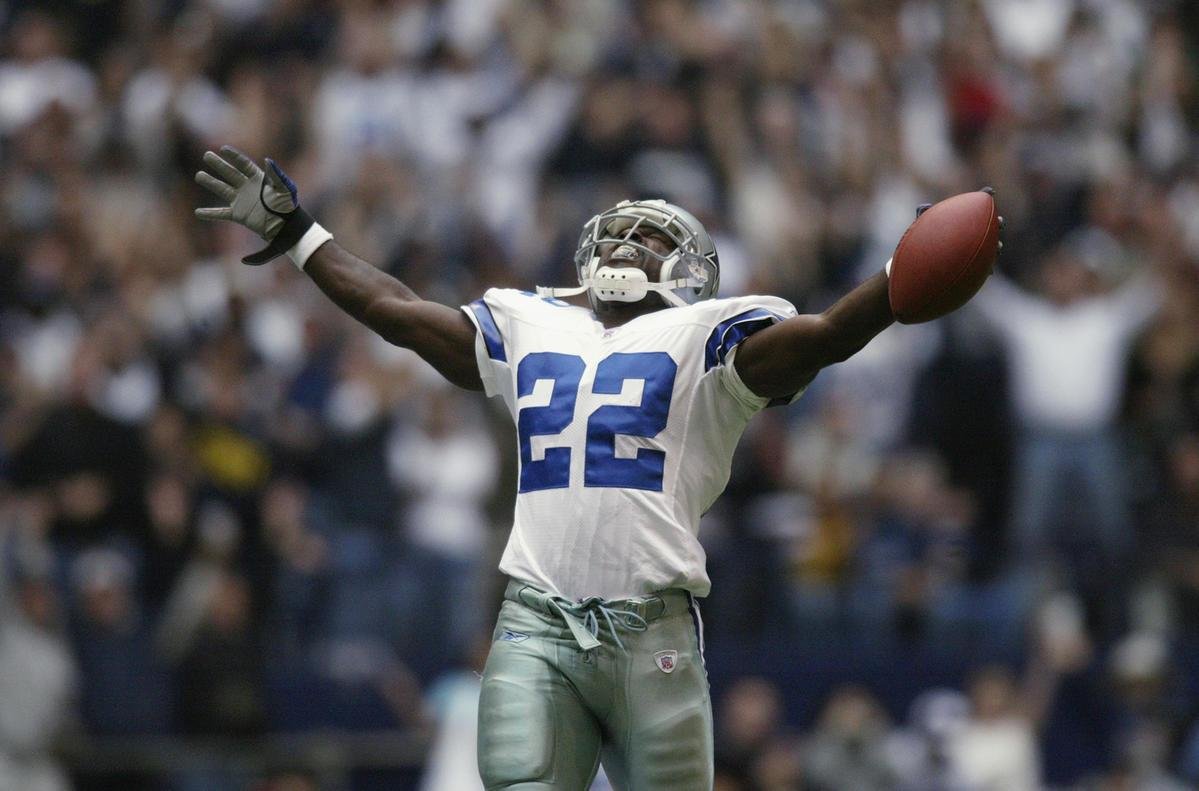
[286, 223, 333, 271]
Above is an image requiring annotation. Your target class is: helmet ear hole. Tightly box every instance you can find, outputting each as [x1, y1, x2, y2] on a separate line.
[659, 252, 679, 282]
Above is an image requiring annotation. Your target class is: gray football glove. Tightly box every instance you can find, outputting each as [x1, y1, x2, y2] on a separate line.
[194, 146, 316, 265]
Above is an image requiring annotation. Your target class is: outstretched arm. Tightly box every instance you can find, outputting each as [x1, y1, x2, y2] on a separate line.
[301, 242, 481, 390]
[195, 147, 481, 391]
[735, 192, 1005, 399]
[733, 271, 893, 399]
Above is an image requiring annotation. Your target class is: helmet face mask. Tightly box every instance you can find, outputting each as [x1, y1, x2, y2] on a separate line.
[547, 199, 720, 310]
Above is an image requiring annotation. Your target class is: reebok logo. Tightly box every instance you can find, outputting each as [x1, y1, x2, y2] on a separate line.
[499, 630, 529, 643]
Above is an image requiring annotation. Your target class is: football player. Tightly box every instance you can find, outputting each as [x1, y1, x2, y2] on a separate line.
[196, 147, 899, 789]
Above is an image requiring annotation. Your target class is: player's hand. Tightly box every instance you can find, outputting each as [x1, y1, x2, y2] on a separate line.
[195, 146, 315, 265]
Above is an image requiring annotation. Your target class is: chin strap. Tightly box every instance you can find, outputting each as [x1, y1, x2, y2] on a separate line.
[538, 266, 705, 308]
[536, 279, 700, 308]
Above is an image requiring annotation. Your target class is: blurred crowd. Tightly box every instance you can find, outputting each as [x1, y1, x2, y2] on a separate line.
[2, 0, 1199, 789]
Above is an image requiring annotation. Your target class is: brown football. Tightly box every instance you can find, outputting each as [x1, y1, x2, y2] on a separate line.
[888, 190, 1000, 324]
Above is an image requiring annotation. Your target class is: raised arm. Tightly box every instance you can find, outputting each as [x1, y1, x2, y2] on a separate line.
[733, 271, 893, 399]
[194, 147, 481, 391]
[735, 192, 1006, 399]
[301, 243, 480, 390]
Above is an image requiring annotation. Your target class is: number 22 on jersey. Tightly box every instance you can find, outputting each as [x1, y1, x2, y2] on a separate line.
[516, 351, 678, 493]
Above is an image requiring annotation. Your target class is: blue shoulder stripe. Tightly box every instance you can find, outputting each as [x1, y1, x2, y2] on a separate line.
[704, 309, 782, 372]
[469, 299, 506, 362]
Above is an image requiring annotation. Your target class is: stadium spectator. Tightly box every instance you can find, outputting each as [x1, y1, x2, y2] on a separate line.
[714, 676, 790, 786]
[71, 547, 173, 736]
[947, 665, 1042, 790]
[0, 512, 76, 791]
[970, 229, 1162, 573]
[418, 636, 489, 791]
[387, 384, 498, 674]
[803, 685, 897, 791]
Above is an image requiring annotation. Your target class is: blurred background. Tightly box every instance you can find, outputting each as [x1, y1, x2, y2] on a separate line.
[1, 0, 1199, 789]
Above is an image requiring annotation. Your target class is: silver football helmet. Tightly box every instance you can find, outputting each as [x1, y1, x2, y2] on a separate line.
[537, 199, 720, 310]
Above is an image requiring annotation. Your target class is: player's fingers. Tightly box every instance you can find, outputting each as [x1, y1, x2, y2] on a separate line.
[220, 145, 261, 179]
[997, 215, 1005, 229]
[265, 158, 299, 202]
[203, 150, 246, 187]
[195, 206, 234, 222]
[916, 203, 932, 218]
[195, 171, 237, 202]
[264, 159, 286, 191]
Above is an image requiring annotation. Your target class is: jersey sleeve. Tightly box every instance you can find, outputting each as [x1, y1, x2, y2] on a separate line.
[460, 288, 521, 404]
[700, 295, 803, 413]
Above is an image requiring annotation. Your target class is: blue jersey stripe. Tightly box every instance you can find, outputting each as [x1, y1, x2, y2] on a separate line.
[703, 309, 782, 372]
[469, 299, 506, 362]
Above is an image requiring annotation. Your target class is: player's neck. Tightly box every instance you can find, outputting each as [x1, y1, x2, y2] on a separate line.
[593, 297, 669, 329]
[594, 300, 671, 328]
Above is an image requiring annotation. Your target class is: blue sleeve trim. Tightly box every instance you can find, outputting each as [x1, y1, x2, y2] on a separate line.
[703, 309, 782, 372]
[470, 299, 506, 362]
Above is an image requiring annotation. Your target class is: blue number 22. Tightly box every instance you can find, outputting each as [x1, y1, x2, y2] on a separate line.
[517, 352, 678, 493]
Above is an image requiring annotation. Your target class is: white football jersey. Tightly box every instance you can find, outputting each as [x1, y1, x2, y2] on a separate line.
[461, 288, 802, 601]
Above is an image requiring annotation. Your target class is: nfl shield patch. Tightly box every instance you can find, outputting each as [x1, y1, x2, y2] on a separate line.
[653, 650, 679, 673]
